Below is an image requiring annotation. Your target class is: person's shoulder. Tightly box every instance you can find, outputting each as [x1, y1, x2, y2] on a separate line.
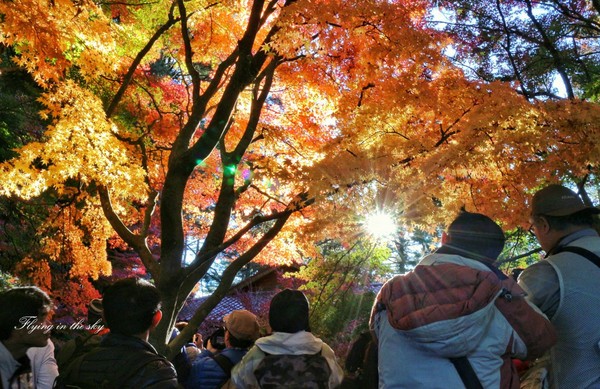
[190, 350, 219, 369]
[519, 260, 556, 282]
[221, 347, 248, 360]
[128, 352, 178, 389]
[319, 341, 339, 361]
[233, 345, 264, 372]
[27, 339, 55, 356]
[82, 342, 164, 366]
[145, 356, 177, 376]
[518, 260, 559, 301]
[521, 259, 554, 274]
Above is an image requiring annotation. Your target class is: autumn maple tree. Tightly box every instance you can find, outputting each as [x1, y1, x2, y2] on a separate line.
[435, 0, 600, 101]
[2, 0, 600, 357]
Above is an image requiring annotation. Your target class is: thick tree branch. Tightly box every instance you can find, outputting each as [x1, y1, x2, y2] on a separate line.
[97, 186, 160, 278]
[167, 208, 295, 359]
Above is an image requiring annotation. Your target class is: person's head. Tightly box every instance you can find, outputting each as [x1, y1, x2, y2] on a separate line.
[223, 310, 259, 349]
[102, 277, 162, 338]
[268, 289, 310, 334]
[442, 209, 505, 263]
[0, 286, 53, 348]
[87, 298, 103, 325]
[174, 321, 188, 332]
[345, 331, 375, 373]
[174, 321, 197, 343]
[204, 327, 226, 350]
[529, 184, 600, 252]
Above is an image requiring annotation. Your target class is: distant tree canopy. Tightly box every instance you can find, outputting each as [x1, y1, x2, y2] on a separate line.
[436, 0, 600, 101]
[1, 0, 600, 356]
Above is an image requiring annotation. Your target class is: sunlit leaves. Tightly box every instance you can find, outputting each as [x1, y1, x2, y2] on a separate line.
[15, 257, 51, 290]
[0, 0, 117, 87]
[0, 81, 147, 201]
[41, 203, 113, 280]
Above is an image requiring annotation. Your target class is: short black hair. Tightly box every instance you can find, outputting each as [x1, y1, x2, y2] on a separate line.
[102, 278, 161, 336]
[268, 289, 310, 333]
[445, 210, 505, 263]
[227, 332, 254, 349]
[540, 209, 596, 231]
[0, 286, 52, 341]
[204, 327, 225, 350]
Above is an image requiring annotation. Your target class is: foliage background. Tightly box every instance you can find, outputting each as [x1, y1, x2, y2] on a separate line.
[1, 0, 600, 356]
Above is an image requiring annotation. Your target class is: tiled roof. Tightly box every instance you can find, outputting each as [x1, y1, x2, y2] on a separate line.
[367, 282, 383, 294]
[178, 290, 276, 322]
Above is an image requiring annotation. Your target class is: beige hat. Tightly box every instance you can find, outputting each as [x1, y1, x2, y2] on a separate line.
[223, 310, 260, 341]
[531, 184, 600, 217]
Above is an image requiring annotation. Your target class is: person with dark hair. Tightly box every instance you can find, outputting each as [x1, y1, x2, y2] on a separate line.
[101, 277, 162, 336]
[371, 210, 557, 388]
[230, 289, 343, 388]
[0, 285, 58, 388]
[55, 277, 178, 388]
[85, 298, 108, 336]
[340, 331, 378, 389]
[186, 310, 259, 388]
[203, 327, 226, 353]
[169, 321, 201, 385]
[518, 184, 600, 388]
[173, 321, 202, 363]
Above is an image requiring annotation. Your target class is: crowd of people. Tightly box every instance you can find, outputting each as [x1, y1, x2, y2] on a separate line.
[0, 183, 599, 388]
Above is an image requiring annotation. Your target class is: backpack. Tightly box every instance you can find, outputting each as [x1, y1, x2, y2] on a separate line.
[53, 333, 102, 389]
[55, 333, 103, 371]
[211, 353, 235, 389]
[253, 351, 331, 389]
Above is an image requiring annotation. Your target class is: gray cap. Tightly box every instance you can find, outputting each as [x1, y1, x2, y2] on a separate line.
[531, 185, 600, 216]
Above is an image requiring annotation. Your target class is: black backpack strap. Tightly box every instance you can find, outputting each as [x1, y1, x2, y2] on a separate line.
[555, 246, 600, 268]
[449, 357, 483, 389]
[211, 353, 235, 377]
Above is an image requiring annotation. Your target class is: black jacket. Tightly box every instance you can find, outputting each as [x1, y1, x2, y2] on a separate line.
[59, 333, 178, 389]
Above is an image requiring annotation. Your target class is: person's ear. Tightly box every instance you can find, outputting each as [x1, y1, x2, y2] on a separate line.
[441, 231, 449, 245]
[537, 216, 551, 234]
[224, 329, 232, 347]
[150, 310, 162, 329]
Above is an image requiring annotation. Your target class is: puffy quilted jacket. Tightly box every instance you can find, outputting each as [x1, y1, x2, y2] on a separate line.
[371, 253, 557, 388]
[186, 347, 247, 389]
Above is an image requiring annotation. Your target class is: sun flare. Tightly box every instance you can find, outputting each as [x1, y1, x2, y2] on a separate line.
[365, 212, 397, 239]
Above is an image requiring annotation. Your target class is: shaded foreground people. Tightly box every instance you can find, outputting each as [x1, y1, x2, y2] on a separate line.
[56, 277, 178, 388]
[340, 331, 378, 389]
[186, 310, 260, 388]
[0, 286, 58, 388]
[371, 210, 557, 388]
[519, 184, 600, 388]
[231, 289, 343, 388]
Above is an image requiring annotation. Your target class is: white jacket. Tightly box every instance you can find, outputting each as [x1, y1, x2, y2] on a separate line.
[0, 340, 58, 389]
[230, 331, 343, 388]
